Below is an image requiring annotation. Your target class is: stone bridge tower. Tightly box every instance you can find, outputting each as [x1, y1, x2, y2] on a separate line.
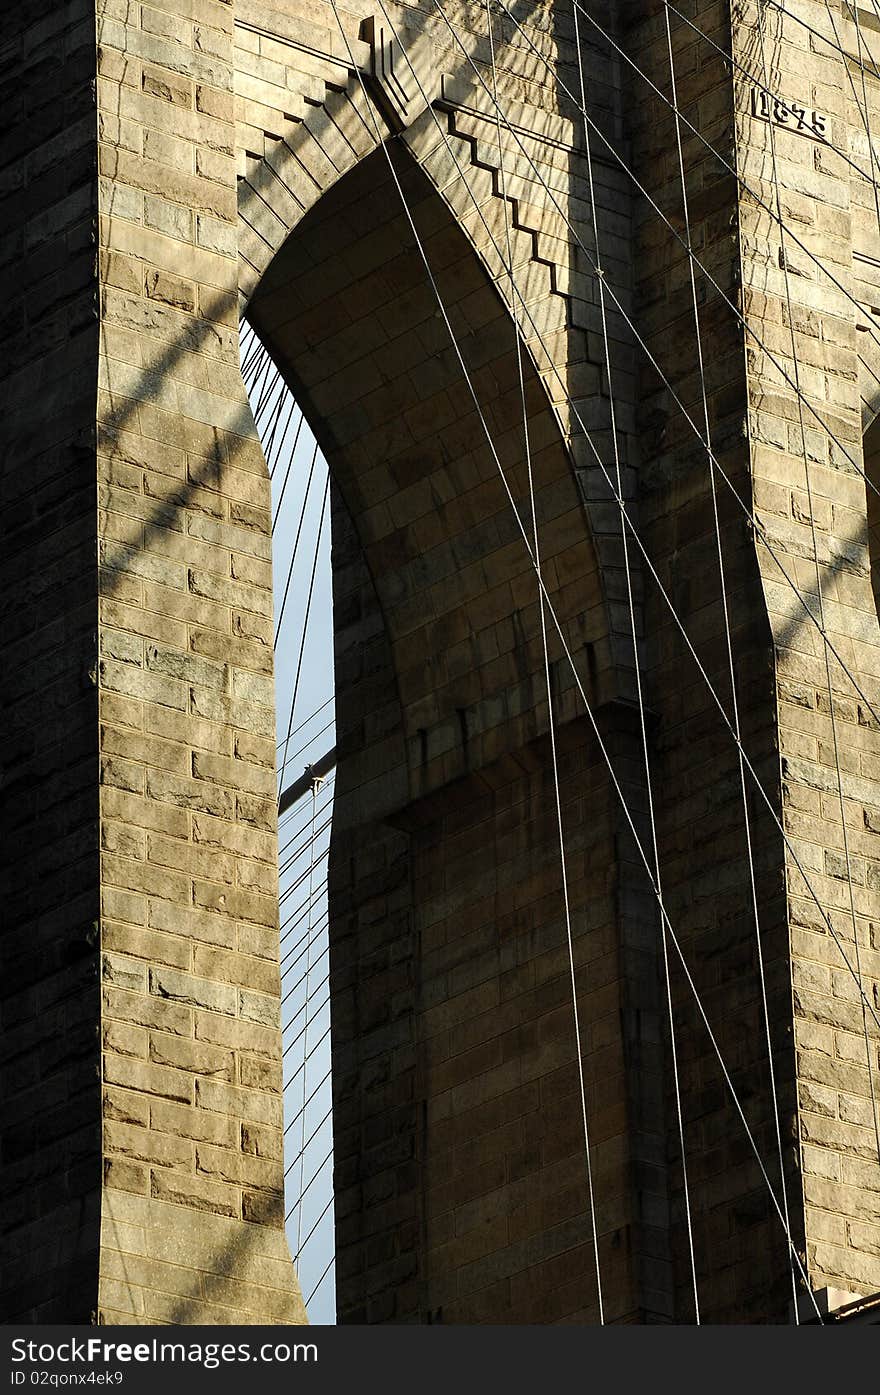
[2, 0, 880, 1324]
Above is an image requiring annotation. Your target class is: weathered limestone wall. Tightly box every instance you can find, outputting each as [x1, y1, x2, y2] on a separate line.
[734, 0, 880, 1305]
[4, 0, 880, 1326]
[93, 0, 304, 1324]
[3, 0, 305, 1324]
[628, 0, 880, 1317]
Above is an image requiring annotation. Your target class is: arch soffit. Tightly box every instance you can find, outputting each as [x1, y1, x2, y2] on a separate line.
[235, 45, 629, 710]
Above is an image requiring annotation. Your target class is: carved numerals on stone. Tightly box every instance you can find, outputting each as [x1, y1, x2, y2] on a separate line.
[750, 86, 829, 140]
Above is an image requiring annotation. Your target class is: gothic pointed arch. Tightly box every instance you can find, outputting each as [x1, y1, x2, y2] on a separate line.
[236, 70, 640, 707]
[234, 66, 666, 1322]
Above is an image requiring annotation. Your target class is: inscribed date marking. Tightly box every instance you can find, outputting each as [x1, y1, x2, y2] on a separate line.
[750, 87, 829, 140]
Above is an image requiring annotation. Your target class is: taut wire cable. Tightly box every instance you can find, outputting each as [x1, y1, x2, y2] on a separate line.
[571, 0, 699, 1318]
[663, 1, 798, 1318]
[279, 473, 330, 782]
[485, 0, 605, 1320]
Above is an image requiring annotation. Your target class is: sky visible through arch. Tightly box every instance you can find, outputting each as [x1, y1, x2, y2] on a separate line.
[241, 323, 336, 1325]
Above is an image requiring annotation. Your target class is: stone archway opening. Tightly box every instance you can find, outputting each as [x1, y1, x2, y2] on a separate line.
[248, 141, 608, 783]
[243, 136, 639, 1323]
[238, 326, 338, 1322]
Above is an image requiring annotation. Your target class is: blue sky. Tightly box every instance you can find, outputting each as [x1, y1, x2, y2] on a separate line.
[243, 327, 336, 1324]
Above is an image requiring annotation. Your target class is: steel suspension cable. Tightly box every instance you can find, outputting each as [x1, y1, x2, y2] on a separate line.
[485, 0, 604, 1319]
[279, 473, 330, 782]
[294, 1146, 334, 1246]
[295, 781, 320, 1261]
[276, 694, 335, 758]
[273, 440, 320, 651]
[253, 361, 282, 431]
[279, 813, 332, 886]
[262, 387, 293, 479]
[281, 910, 329, 982]
[282, 987, 331, 1063]
[282, 940, 329, 1013]
[304, 1253, 335, 1309]
[278, 850, 327, 913]
[278, 782, 334, 862]
[282, 896, 325, 952]
[296, 1193, 335, 1264]
[286, 1106, 333, 1188]
[571, 0, 700, 1319]
[281, 887, 329, 948]
[271, 407, 305, 532]
[282, 1065, 333, 1137]
[664, 0, 798, 1320]
[283, 1015, 332, 1071]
